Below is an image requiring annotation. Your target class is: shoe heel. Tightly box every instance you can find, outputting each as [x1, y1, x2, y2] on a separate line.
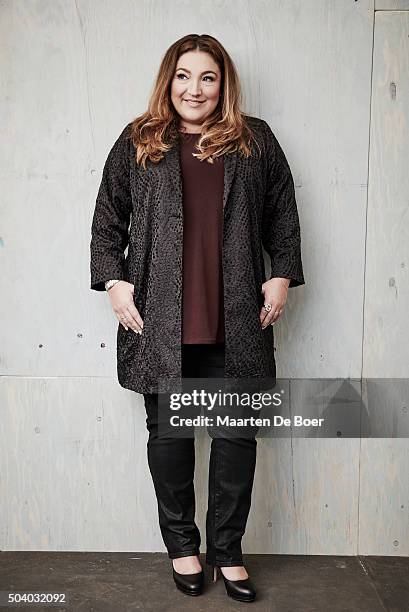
[213, 565, 218, 582]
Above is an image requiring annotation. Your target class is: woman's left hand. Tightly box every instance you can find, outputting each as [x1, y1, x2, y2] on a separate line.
[260, 278, 291, 328]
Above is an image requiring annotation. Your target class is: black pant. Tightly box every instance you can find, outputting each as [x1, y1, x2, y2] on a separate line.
[143, 343, 257, 567]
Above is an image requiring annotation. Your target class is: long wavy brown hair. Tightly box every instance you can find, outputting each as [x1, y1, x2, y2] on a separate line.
[130, 34, 259, 168]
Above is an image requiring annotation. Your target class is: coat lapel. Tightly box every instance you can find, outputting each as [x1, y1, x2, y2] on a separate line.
[222, 149, 238, 211]
[164, 137, 238, 213]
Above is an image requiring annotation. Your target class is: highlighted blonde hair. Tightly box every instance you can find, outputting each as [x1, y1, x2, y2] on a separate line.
[130, 33, 258, 168]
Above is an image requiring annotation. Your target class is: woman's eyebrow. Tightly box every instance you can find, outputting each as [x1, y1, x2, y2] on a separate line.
[176, 68, 218, 76]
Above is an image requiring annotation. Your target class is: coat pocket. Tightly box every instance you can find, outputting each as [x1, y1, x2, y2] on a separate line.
[117, 321, 146, 364]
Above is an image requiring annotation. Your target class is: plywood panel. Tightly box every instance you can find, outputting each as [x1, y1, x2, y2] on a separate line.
[359, 10, 409, 557]
[375, 0, 409, 9]
[363, 11, 409, 377]
[359, 439, 409, 555]
[0, 0, 374, 380]
[0, 376, 361, 555]
[0, 377, 165, 551]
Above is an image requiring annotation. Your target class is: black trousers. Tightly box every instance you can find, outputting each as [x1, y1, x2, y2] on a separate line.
[142, 343, 257, 567]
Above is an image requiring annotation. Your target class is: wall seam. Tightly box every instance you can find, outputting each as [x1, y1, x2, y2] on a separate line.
[357, 0, 376, 555]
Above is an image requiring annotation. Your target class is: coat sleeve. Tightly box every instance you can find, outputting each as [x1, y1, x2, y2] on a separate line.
[261, 120, 305, 288]
[90, 124, 133, 291]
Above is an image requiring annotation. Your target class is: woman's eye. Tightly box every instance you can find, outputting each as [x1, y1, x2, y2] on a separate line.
[176, 73, 215, 82]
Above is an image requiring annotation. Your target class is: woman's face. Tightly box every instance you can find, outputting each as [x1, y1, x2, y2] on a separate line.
[170, 50, 221, 132]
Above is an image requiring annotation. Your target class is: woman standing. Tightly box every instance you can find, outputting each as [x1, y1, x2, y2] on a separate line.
[90, 33, 305, 602]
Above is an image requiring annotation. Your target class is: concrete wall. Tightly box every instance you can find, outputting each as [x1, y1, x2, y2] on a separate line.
[1, 0, 408, 555]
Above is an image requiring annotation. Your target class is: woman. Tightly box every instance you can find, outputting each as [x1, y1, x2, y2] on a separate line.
[90, 33, 305, 602]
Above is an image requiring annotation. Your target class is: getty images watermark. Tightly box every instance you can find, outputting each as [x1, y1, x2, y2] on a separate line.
[155, 377, 409, 439]
[167, 387, 323, 429]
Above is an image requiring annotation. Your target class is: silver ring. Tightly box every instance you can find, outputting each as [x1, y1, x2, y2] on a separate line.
[263, 303, 272, 312]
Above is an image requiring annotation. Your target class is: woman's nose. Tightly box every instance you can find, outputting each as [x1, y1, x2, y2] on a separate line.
[187, 81, 202, 96]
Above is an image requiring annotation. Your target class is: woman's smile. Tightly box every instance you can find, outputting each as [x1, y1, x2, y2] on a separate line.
[183, 99, 205, 106]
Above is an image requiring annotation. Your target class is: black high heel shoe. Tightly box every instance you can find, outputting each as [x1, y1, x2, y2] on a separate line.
[213, 565, 256, 602]
[172, 564, 204, 596]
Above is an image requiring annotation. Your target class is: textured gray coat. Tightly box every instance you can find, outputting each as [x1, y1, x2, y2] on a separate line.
[90, 116, 305, 394]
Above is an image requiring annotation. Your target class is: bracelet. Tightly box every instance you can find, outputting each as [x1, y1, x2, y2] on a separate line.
[105, 279, 120, 291]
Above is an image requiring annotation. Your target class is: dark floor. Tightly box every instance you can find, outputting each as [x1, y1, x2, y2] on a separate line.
[0, 553, 408, 611]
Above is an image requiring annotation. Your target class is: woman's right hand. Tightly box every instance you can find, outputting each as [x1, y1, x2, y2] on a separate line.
[107, 281, 144, 334]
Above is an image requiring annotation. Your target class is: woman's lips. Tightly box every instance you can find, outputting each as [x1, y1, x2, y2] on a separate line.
[183, 99, 205, 107]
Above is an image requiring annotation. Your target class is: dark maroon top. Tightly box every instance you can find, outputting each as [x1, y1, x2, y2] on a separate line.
[179, 132, 225, 344]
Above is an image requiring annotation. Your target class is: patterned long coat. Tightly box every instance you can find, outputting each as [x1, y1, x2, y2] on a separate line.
[90, 115, 305, 394]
